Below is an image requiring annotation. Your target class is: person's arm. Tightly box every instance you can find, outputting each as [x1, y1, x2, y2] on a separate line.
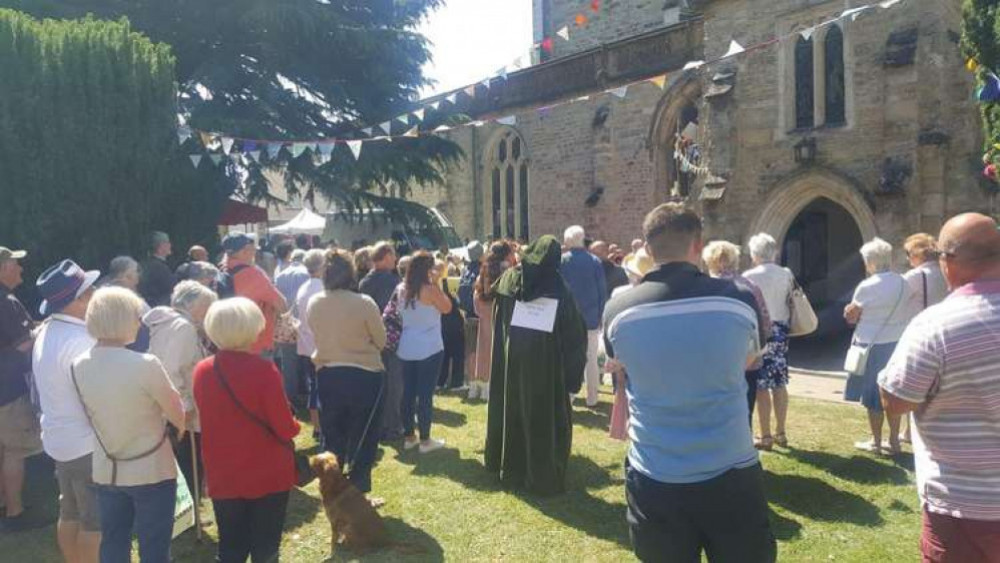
[844, 282, 867, 326]
[365, 296, 387, 350]
[424, 282, 453, 315]
[145, 356, 186, 435]
[259, 362, 301, 440]
[595, 259, 608, 315]
[877, 317, 941, 417]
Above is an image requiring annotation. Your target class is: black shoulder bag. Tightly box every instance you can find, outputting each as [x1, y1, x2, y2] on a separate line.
[212, 360, 315, 487]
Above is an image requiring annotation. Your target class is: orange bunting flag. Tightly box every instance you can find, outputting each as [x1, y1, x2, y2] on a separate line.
[575, 13, 588, 27]
[649, 75, 668, 89]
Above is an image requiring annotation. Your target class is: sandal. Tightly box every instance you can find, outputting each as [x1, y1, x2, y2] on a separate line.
[754, 435, 773, 451]
[774, 433, 788, 448]
[853, 440, 882, 453]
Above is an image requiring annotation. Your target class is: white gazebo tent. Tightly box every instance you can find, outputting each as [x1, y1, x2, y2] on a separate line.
[269, 208, 326, 236]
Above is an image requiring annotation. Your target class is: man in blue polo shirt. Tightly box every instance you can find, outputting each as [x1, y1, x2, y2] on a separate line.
[604, 203, 775, 563]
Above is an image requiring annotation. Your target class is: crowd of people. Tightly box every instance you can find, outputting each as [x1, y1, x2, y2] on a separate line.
[0, 202, 997, 562]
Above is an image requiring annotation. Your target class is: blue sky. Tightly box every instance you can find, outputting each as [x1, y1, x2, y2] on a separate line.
[418, 0, 534, 97]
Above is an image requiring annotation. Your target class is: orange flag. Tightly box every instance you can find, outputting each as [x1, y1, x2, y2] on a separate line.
[575, 13, 588, 27]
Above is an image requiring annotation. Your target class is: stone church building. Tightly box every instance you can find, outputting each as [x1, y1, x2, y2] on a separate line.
[408, 0, 993, 319]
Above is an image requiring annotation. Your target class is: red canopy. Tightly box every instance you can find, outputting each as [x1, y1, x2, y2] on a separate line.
[218, 199, 267, 226]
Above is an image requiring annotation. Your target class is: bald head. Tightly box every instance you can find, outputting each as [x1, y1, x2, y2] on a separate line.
[938, 213, 1000, 288]
[590, 240, 609, 260]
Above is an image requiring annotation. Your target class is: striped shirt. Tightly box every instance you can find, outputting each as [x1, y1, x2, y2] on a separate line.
[878, 280, 1000, 521]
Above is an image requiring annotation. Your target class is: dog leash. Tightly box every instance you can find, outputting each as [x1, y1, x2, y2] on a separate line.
[342, 373, 386, 479]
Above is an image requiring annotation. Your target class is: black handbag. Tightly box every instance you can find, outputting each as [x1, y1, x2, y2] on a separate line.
[212, 361, 315, 487]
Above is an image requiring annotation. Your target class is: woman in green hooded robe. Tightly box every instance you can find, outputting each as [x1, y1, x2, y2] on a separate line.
[484, 235, 588, 495]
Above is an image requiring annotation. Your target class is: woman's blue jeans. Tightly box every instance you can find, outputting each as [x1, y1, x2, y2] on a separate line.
[96, 479, 176, 563]
[401, 351, 444, 441]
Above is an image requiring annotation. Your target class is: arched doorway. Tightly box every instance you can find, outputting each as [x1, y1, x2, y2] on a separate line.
[747, 170, 875, 372]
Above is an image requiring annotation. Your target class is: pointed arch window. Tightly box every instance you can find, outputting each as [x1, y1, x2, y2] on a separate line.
[487, 130, 530, 240]
[824, 25, 846, 126]
[795, 36, 815, 129]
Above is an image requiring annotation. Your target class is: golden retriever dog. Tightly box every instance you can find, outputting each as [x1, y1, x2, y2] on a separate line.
[311, 453, 389, 554]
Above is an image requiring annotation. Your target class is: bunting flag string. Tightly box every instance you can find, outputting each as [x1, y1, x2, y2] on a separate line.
[182, 0, 908, 169]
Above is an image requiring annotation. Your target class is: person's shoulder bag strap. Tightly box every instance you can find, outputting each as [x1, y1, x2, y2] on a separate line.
[921, 271, 928, 310]
[70, 364, 168, 486]
[211, 359, 293, 452]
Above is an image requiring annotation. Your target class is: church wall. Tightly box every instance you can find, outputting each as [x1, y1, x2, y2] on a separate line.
[534, 0, 670, 60]
[699, 0, 988, 259]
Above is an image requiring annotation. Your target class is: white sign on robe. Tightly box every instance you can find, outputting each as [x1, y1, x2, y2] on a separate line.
[511, 298, 559, 333]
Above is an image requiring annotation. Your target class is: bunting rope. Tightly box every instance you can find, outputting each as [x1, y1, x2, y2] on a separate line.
[182, 0, 906, 168]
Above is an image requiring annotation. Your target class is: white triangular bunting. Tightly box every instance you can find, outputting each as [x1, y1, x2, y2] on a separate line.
[413, 108, 425, 122]
[318, 143, 334, 156]
[801, 27, 816, 41]
[446, 93, 458, 105]
[430, 101, 440, 110]
[209, 154, 223, 166]
[267, 143, 282, 159]
[362, 127, 373, 137]
[178, 130, 191, 145]
[481, 78, 491, 89]
[723, 40, 745, 59]
[248, 151, 260, 163]
[683, 60, 705, 70]
[496, 116, 516, 126]
[347, 140, 363, 160]
[464, 85, 477, 98]
[379, 121, 392, 135]
[609, 85, 628, 98]
[189, 155, 202, 167]
[396, 115, 409, 126]
[404, 125, 419, 138]
[557, 26, 570, 41]
[221, 137, 235, 155]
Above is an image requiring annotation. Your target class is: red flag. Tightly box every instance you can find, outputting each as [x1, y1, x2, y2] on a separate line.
[591, 0, 600, 13]
[541, 38, 554, 52]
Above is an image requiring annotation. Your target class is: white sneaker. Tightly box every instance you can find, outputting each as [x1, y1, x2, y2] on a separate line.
[481, 385, 490, 401]
[419, 439, 446, 454]
[403, 437, 420, 451]
[468, 382, 480, 400]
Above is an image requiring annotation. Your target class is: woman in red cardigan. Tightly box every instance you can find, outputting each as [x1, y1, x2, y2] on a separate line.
[194, 297, 300, 563]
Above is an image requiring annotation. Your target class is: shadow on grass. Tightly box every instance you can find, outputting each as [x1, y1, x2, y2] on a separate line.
[764, 471, 882, 526]
[323, 517, 444, 562]
[768, 508, 803, 541]
[431, 406, 467, 428]
[285, 487, 324, 531]
[781, 447, 910, 485]
[572, 404, 612, 431]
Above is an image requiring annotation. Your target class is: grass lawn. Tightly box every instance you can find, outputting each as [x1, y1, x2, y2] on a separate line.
[1, 392, 921, 562]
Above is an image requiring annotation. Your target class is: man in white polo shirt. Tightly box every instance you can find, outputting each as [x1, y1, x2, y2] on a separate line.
[879, 213, 1000, 563]
[32, 259, 100, 563]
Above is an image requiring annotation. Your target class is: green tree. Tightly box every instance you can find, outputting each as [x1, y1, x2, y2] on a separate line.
[0, 9, 226, 307]
[4, 0, 463, 206]
[963, 1, 1000, 153]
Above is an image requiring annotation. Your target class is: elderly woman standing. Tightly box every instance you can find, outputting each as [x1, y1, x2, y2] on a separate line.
[704, 241, 772, 427]
[742, 233, 796, 450]
[843, 238, 915, 455]
[903, 233, 949, 310]
[193, 298, 300, 563]
[71, 287, 185, 563]
[397, 251, 452, 454]
[144, 280, 217, 498]
[308, 250, 387, 495]
[295, 249, 327, 434]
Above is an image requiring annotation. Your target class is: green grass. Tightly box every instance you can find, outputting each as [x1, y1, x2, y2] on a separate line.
[1, 392, 921, 562]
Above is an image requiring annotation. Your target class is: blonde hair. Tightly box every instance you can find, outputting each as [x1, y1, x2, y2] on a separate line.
[904, 233, 939, 263]
[204, 297, 265, 351]
[85, 286, 145, 342]
[702, 241, 741, 276]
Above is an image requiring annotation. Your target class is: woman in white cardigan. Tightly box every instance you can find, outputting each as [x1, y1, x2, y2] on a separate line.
[144, 280, 217, 497]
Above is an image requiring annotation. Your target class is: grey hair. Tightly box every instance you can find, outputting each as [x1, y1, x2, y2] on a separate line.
[859, 237, 893, 273]
[171, 280, 218, 315]
[564, 225, 586, 248]
[303, 249, 326, 275]
[702, 241, 741, 276]
[186, 261, 219, 283]
[748, 233, 779, 263]
[108, 256, 138, 280]
[291, 248, 306, 263]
